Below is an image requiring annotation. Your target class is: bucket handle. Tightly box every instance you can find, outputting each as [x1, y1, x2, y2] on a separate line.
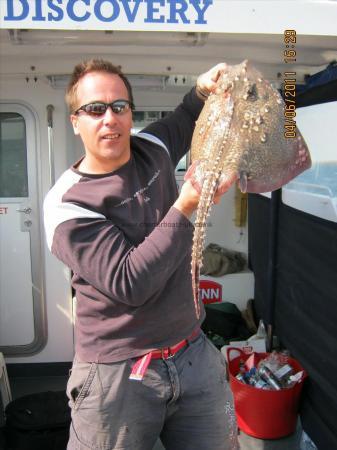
[226, 347, 247, 362]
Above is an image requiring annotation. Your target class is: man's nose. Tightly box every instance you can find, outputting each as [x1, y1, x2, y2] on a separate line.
[103, 106, 118, 124]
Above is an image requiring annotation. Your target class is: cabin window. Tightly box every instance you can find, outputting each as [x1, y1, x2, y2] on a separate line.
[0, 113, 28, 198]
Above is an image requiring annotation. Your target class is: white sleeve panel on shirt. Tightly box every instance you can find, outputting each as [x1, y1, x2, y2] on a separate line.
[43, 169, 106, 251]
[136, 132, 170, 157]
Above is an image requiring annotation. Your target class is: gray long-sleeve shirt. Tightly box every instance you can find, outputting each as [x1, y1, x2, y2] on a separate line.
[44, 87, 206, 363]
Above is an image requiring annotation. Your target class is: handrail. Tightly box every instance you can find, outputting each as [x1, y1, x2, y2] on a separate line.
[46, 104, 55, 187]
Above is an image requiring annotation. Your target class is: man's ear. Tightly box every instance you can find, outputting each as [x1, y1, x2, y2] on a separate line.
[70, 114, 80, 135]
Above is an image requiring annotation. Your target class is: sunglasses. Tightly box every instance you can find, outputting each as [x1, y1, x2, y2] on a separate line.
[74, 99, 133, 116]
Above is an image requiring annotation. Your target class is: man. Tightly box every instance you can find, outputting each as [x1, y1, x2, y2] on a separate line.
[44, 59, 235, 450]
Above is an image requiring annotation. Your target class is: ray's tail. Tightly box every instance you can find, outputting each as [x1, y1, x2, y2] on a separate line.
[191, 170, 221, 318]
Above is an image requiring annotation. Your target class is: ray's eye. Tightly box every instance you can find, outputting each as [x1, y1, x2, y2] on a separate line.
[246, 83, 258, 101]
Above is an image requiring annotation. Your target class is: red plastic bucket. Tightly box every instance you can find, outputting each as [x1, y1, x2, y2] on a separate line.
[227, 348, 307, 439]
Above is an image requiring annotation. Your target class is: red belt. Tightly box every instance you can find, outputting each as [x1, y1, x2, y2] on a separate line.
[129, 328, 201, 381]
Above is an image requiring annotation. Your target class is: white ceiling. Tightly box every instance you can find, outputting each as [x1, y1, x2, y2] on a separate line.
[0, 29, 336, 84]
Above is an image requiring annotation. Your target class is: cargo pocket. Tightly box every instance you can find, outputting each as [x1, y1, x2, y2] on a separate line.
[67, 361, 97, 411]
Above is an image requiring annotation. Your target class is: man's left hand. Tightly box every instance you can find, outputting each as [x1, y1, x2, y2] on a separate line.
[196, 62, 229, 100]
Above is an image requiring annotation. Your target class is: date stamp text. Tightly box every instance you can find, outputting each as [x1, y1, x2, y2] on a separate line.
[283, 30, 297, 138]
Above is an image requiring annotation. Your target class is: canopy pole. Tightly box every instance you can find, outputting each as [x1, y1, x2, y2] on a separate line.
[266, 188, 281, 352]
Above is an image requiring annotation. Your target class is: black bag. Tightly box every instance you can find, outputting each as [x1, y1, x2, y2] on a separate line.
[4, 390, 70, 450]
[202, 302, 250, 341]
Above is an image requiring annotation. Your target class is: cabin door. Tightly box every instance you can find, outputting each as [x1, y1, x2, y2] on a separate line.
[0, 103, 46, 356]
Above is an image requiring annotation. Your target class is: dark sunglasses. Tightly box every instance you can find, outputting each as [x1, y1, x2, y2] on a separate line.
[74, 99, 133, 116]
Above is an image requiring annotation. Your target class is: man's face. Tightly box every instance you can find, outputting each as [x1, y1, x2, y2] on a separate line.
[70, 71, 133, 173]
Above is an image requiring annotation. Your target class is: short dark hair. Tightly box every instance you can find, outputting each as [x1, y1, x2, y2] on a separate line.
[65, 59, 134, 114]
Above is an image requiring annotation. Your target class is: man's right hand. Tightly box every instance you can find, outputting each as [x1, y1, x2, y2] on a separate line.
[176, 160, 237, 218]
[173, 180, 201, 219]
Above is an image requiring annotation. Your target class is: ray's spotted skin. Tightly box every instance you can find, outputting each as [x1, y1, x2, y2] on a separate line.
[188, 60, 311, 319]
